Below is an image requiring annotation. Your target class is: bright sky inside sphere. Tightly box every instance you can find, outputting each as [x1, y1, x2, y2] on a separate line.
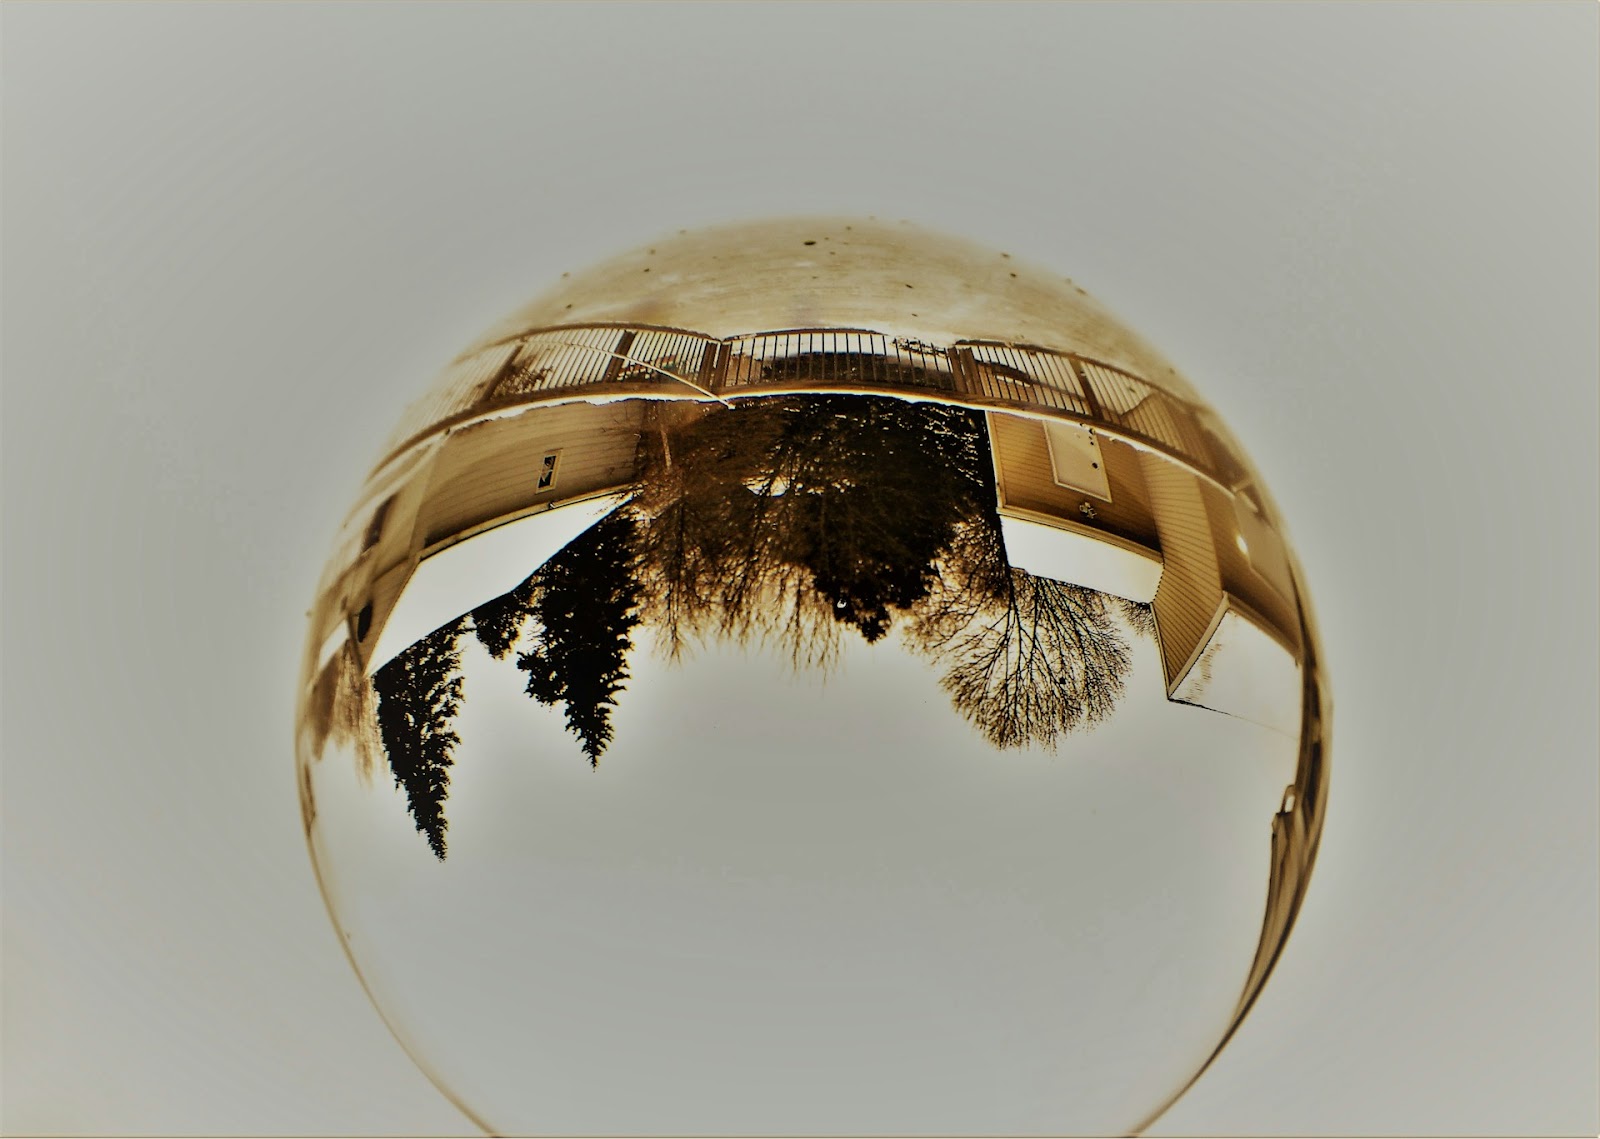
[308, 562, 1298, 1134]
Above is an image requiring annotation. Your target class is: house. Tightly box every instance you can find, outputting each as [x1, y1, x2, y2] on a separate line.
[305, 321, 1310, 741]
[304, 399, 650, 688]
[987, 407, 1304, 736]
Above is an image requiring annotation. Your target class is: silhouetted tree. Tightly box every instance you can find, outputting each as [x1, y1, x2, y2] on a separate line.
[628, 402, 771, 659]
[905, 503, 1133, 749]
[779, 397, 989, 642]
[1112, 597, 1157, 640]
[517, 512, 643, 765]
[471, 571, 541, 659]
[912, 565, 1132, 750]
[368, 383, 1147, 860]
[373, 617, 468, 860]
[630, 394, 992, 662]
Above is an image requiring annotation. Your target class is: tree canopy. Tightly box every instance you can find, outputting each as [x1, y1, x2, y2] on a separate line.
[372, 617, 468, 859]
[365, 391, 1145, 858]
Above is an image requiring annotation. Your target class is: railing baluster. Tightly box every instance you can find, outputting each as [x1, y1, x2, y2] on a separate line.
[376, 321, 1247, 492]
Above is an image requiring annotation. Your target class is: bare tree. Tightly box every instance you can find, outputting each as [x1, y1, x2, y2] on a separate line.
[627, 401, 772, 660]
[935, 574, 1131, 749]
[908, 512, 1133, 750]
[1111, 597, 1157, 641]
[628, 394, 991, 670]
[360, 386, 1144, 860]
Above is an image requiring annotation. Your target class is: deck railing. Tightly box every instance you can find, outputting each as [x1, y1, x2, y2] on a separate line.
[377, 323, 1258, 494]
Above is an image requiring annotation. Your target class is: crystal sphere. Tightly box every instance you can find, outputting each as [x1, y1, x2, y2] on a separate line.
[296, 219, 1329, 1136]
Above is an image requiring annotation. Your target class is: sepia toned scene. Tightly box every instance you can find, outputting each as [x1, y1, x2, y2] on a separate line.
[295, 220, 1328, 1137]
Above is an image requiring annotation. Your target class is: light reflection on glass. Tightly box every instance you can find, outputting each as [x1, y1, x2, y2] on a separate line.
[297, 219, 1328, 1137]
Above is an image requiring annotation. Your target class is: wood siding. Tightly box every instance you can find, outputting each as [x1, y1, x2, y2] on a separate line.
[304, 444, 445, 672]
[316, 401, 648, 670]
[987, 412, 1160, 554]
[1140, 452, 1303, 689]
[1206, 482, 1302, 657]
[1140, 451, 1226, 690]
[416, 402, 646, 552]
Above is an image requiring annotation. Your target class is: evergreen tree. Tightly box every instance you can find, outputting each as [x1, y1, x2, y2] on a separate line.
[779, 398, 990, 642]
[372, 617, 468, 859]
[630, 394, 993, 658]
[471, 571, 541, 659]
[517, 512, 643, 765]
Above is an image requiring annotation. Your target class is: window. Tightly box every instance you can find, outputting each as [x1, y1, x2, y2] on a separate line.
[536, 450, 561, 492]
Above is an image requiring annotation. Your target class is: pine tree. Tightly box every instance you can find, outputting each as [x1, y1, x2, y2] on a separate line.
[517, 513, 643, 765]
[471, 571, 541, 659]
[779, 397, 990, 643]
[373, 617, 468, 859]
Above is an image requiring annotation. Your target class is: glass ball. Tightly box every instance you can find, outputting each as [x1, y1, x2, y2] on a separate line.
[296, 218, 1329, 1137]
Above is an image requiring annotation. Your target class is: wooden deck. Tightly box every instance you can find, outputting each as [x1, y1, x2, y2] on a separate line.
[373, 322, 1274, 511]
[305, 322, 1307, 736]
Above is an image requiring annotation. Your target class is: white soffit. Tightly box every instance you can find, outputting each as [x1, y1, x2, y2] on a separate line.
[998, 511, 1162, 603]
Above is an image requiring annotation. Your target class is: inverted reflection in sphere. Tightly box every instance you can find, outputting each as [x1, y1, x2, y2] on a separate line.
[296, 219, 1328, 1137]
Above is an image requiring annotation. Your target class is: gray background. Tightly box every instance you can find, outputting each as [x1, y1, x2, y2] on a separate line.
[3, 3, 1595, 1135]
